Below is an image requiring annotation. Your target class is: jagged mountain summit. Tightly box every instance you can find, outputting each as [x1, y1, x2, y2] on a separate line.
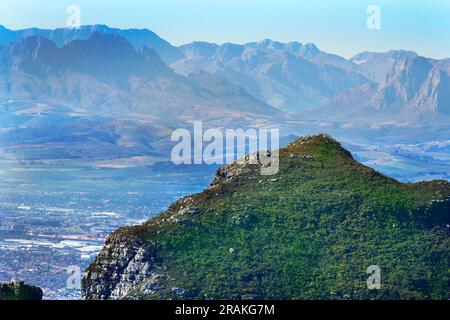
[0, 24, 183, 64]
[1, 25, 449, 123]
[1, 25, 449, 162]
[351, 50, 419, 83]
[0, 31, 283, 160]
[174, 40, 369, 112]
[371, 55, 435, 112]
[82, 135, 450, 300]
[0, 32, 281, 122]
[321, 54, 450, 122]
[175, 40, 450, 121]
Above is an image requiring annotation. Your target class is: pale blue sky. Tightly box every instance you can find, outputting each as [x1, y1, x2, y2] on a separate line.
[0, 0, 449, 59]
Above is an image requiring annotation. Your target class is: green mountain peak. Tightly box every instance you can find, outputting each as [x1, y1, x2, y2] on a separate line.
[83, 135, 450, 300]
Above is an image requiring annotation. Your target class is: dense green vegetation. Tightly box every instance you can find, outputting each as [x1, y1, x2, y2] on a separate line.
[0, 281, 43, 300]
[92, 135, 450, 300]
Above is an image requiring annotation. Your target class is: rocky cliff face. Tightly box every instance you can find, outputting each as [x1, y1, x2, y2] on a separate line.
[351, 50, 419, 83]
[82, 234, 163, 300]
[83, 151, 268, 300]
[0, 281, 43, 300]
[410, 60, 450, 115]
[325, 56, 450, 122]
[82, 135, 450, 300]
[371, 56, 434, 111]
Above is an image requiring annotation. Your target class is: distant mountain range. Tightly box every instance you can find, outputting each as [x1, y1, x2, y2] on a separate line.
[0, 31, 279, 122]
[0, 24, 183, 64]
[1, 24, 449, 119]
[0, 27, 285, 159]
[0, 25, 449, 160]
[174, 40, 369, 111]
[334, 51, 450, 120]
[175, 41, 450, 121]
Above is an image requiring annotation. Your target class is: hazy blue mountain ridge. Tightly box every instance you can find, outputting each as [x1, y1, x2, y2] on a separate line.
[174, 39, 370, 111]
[0, 25, 449, 163]
[0, 24, 184, 64]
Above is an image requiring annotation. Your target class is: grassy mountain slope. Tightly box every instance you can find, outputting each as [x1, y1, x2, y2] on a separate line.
[82, 135, 450, 300]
